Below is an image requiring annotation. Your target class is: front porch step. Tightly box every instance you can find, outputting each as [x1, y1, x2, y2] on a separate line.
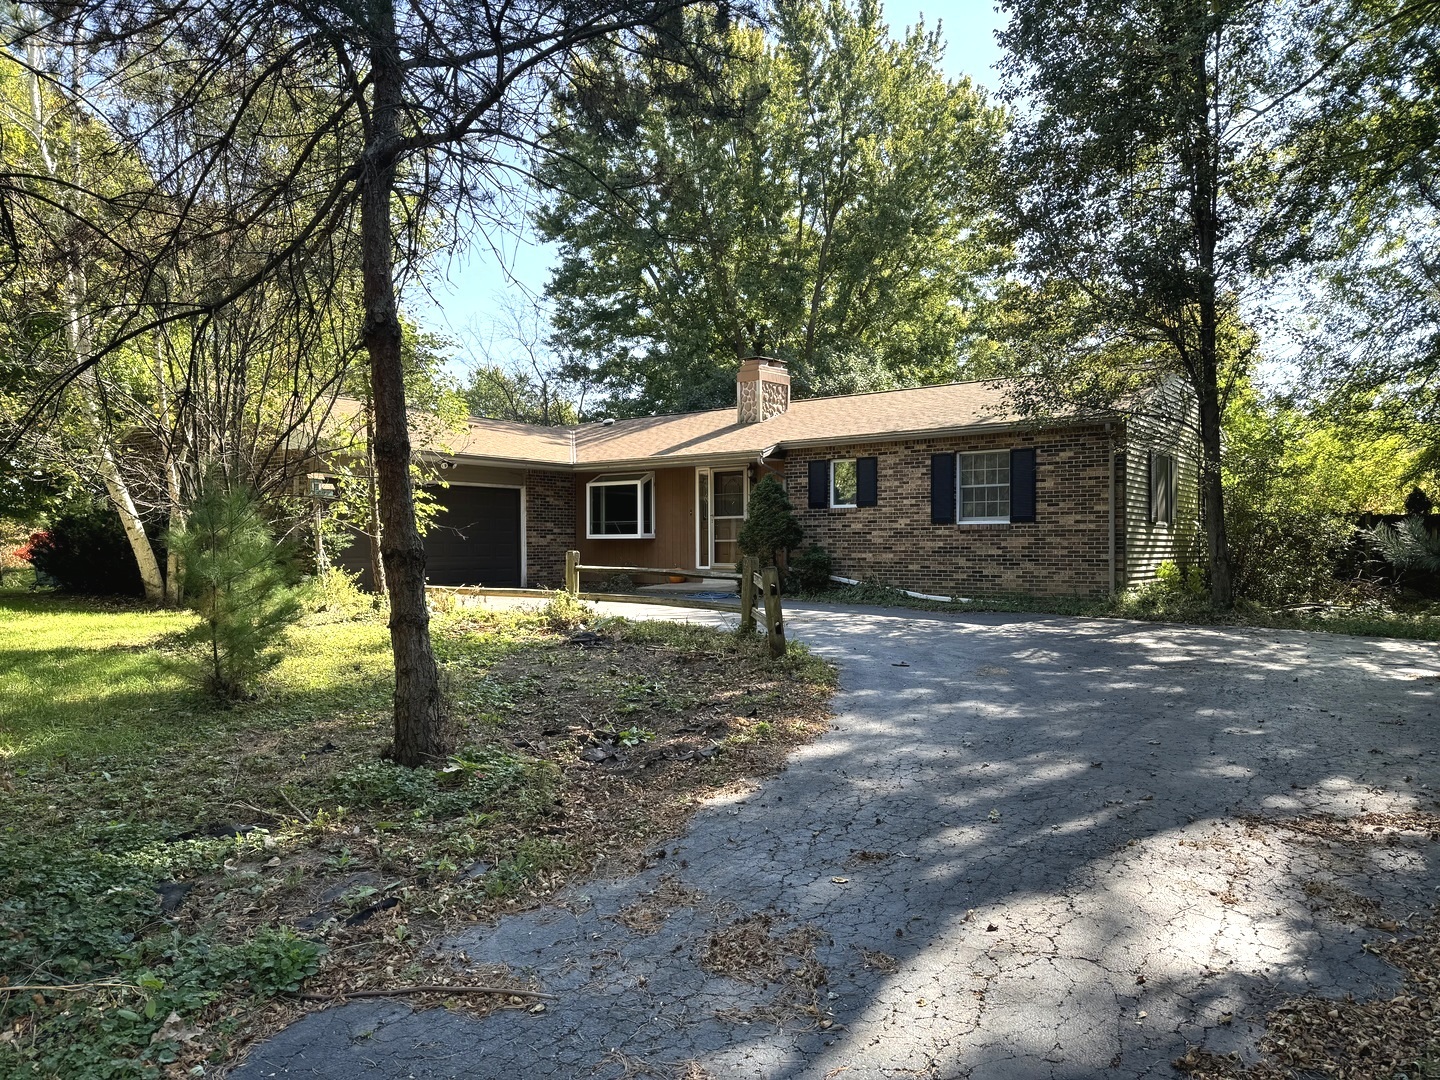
[635, 578, 739, 595]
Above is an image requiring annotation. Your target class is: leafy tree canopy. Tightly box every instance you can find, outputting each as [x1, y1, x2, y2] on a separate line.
[993, 0, 1324, 607]
[534, 0, 1008, 415]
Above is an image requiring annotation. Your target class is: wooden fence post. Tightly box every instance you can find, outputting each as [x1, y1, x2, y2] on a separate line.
[739, 556, 756, 633]
[761, 565, 785, 658]
[565, 550, 580, 595]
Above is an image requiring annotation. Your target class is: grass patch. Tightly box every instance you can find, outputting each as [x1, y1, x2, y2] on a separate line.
[0, 590, 833, 1078]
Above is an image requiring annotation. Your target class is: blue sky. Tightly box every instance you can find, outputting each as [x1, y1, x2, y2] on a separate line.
[411, 0, 1009, 348]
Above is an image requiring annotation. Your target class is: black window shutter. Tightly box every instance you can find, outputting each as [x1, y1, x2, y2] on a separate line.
[1010, 447, 1037, 523]
[808, 460, 829, 509]
[930, 453, 956, 524]
[1148, 450, 1158, 523]
[856, 457, 878, 507]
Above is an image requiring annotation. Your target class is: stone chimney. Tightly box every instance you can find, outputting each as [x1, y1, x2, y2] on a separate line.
[736, 356, 790, 425]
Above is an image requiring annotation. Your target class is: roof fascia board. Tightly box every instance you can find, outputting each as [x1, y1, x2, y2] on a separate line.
[576, 452, 761, 472]
[429, 454, 574, 471]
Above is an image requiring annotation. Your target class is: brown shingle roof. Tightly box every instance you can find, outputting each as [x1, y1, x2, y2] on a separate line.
[445, 416, 575, 465]
[444, 380, 1055, 469]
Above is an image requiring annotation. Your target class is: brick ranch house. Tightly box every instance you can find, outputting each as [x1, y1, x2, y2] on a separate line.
[342, 358, 1202, 600]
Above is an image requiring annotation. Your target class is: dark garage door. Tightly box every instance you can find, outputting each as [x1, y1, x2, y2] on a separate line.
[423, 485, 522, 587]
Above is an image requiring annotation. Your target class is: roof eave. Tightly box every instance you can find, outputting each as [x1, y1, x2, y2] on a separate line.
[770, 413, 1111, 452]
[439, 414, 1114, 472]
[428, 452, 574, 470]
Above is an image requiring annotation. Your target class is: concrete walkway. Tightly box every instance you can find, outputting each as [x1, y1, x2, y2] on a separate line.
[238, 603, 1440, 1079]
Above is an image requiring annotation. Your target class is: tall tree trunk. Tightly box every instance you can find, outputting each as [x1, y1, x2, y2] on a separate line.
[165, 485, 185, 604]
[362, 2, 450, 767]
[1196, 356, 1233, 607]
[156, 333, 186, 604]
[365, 401, 387, 595]
[95, 442, 166, 602]
[1190, 28, 1234, 610]
[70, 295, 165, 604]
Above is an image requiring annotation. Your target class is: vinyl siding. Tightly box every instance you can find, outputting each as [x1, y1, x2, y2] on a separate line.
[1119, 379, 1204, 587]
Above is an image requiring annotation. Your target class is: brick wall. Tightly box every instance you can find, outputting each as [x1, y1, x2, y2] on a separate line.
[524, 469, 575, 588]
[784, 424, 1117, 599]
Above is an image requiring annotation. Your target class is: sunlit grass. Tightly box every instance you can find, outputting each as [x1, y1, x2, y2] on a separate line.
[0, 588, 393, 764]
[0, 588, 836, 1077]
[0, 590, 195, 760]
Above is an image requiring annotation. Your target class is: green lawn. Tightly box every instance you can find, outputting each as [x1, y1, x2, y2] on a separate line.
[0, 592, 394, 764]
[0, 589, 833, 1079]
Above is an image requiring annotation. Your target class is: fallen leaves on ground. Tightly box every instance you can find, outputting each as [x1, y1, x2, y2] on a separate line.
[1175, 810, 1440, 1080]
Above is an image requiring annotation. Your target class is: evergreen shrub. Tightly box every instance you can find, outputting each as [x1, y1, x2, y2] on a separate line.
[738, 475, 803, 568]
[19, 499, 145, 595]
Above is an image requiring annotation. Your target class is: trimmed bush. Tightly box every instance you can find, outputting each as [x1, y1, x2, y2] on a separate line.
[738, 474, 803, 568]
[788, 543, 834, 593]
[18, 499, 146, 596]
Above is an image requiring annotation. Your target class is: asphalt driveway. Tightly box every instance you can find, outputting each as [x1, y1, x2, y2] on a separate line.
[238, 603, 1440, 1079]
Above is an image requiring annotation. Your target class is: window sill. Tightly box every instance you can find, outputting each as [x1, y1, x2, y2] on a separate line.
[586, 534, 657, 540]
[958, 519, 1010, 526]
[829, 503, 858, 510]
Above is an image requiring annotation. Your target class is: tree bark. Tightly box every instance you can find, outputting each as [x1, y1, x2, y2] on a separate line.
[362, 1, 450, 767]
[365, 401, 387, 595]
[95, 444, 166, 602]
[156, 333, 186, 605]
[1189, 27, 1235, 610]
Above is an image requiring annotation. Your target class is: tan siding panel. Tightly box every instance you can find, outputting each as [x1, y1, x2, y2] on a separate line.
[443, 464, 525, 487]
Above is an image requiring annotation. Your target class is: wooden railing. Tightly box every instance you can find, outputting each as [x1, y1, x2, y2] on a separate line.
[565, 551, 785, 658]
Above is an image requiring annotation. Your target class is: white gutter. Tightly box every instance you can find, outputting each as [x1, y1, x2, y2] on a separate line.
[830, 574, 971, 605]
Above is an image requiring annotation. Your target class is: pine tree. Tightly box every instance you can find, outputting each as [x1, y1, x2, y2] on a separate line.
[170, 478, 300, 701]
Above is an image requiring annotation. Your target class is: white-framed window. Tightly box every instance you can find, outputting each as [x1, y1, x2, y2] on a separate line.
[1150, 451, 1175, 525]
[958, 450, 1010, 523]
[830, 458, 858, 508]
[587, 472, 655, 538]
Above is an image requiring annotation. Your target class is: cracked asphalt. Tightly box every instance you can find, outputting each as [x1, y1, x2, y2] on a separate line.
[237, 603, 1440, 1079]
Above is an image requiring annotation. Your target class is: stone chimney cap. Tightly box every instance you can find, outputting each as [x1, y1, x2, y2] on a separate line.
[737, 356, 791, 424]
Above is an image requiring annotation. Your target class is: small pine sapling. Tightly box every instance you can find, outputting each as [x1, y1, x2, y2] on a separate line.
[737, 474, 804, 569]
[170, 479, 301, 700]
